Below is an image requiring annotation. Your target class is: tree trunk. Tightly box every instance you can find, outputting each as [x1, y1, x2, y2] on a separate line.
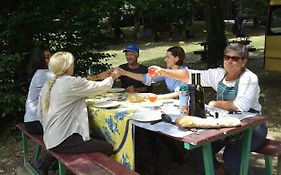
[134, 8, 141, 40]
[203, 0, 227, 68]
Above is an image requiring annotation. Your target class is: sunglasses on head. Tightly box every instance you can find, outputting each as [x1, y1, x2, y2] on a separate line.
[224, 55, 242, 62]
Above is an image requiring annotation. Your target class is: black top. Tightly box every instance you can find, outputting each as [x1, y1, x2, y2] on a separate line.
[119, 63, 152, 92]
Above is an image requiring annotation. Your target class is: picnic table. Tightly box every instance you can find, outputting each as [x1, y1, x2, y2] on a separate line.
[86, 92, 268, 175]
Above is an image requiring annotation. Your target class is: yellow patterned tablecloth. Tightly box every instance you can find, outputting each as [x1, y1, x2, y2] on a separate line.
[87, 99, 135, 170]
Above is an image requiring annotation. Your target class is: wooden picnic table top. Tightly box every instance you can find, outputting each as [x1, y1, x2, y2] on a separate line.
[181, 115, 268, 146]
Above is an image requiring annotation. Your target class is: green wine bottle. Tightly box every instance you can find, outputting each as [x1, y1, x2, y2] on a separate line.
[194, 73, 206, 118]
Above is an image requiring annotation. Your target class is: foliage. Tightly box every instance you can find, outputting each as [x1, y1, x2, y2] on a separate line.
[234, 0, 268, 26]
[0, 0, 115, 120]
[0, 54, 29, 118]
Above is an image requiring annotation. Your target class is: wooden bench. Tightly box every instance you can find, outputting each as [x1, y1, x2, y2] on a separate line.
[16, 123, 139, 175]
[194, 50, 207, 61]
[254, 138, 281, 175]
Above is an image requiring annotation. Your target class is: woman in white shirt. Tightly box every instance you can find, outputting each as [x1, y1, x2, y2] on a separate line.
[24, 48, 53, 134]
[38, 51, 119, 155]
[151, 44, 267, 175]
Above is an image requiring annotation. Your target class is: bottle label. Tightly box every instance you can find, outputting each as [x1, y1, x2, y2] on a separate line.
[179, 86, 189, 115]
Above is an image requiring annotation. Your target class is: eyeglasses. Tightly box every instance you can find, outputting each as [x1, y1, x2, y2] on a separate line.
[223, 55, 242, 62]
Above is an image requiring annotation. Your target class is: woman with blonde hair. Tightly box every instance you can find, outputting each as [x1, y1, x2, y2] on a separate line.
[36, 52, 119, 174]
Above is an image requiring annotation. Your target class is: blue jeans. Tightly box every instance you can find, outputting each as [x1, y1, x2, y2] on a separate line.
[191, 123, 268, 175]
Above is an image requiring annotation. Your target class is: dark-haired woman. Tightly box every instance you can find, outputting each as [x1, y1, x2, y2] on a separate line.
[119, 46, 189, 99]
[24, 48, 53, 134]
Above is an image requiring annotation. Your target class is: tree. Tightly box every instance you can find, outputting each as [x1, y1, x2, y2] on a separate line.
[0, 0, 114, 120]
[203, 0, 227, 68]
[235, 0, 268, 26]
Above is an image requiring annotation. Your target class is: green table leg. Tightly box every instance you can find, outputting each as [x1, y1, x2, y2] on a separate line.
[202, 142, 215, 175]
[240, 128, 253, 175]
[264, 155, 273, 175]
[33, 145, 42, 160]
[58, 162, 66, 175]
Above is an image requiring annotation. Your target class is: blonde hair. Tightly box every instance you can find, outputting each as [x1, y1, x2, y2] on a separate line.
[44, 52, 74, 111]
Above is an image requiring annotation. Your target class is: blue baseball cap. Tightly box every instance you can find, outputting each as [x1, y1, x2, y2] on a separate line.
[123, 44, 139, 53]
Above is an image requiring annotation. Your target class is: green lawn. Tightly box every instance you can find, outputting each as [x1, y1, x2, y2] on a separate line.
[98, 21, 266, 68]
[100, 35, 265, 68]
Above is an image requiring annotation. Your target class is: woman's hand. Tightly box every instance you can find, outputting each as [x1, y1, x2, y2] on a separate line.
[148, 66, 164, 77]
[110, 68, 121, 80]
[96, 70, 111, 80]
[208, 101, 216, 107]
[116, 68, 127, 76]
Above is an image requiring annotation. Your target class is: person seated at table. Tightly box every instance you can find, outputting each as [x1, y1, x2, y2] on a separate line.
[24, 47, 53, 135]
[151, 43, 268, 175]
[120, 46, 190, 168]
[119, 46, 189, 99]
[36, 51, 120, 174]
[119, 44, 152, 93]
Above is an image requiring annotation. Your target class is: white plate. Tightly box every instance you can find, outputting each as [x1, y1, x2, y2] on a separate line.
[94, 101, 120, 108]
[132, 111, 162, 122]
[159, 99, 178, 104]
[140, 101, 163, 108]
[108, 88, 126, 93]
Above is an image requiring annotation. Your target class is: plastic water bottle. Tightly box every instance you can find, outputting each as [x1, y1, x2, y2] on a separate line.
[179, 85, 189, 115]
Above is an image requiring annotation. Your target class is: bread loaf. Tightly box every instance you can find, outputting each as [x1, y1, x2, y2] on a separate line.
[175, 116, 241, 128]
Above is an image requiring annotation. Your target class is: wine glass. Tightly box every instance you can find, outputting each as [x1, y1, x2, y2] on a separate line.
[148, 67, 157, 77]
[148, 93, 157, 103]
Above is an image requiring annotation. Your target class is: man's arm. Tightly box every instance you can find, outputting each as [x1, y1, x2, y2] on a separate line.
[118, 68, 145, 82]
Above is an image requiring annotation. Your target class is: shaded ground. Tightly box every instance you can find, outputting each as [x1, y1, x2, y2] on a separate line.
[1, 47, 281, 175]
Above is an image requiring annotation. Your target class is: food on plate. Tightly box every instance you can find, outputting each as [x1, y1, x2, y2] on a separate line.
[175, 116, 241, 128]
[127, 95, 146, 103]
[106, 95, 127, 101]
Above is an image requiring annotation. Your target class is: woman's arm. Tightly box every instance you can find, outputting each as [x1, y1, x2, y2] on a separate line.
[208, 100, 238, 112]
[152, 66, 190, 83]
[157, 92, 178, 99]
[86, 70, 112, 81]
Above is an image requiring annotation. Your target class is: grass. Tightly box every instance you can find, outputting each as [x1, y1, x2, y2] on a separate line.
[99, 21, 266, 68]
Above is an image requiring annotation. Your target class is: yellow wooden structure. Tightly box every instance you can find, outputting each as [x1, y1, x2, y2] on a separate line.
[264, 0, 281, 72]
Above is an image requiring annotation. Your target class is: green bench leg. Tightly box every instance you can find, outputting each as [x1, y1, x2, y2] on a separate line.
[21, 132, 40, 175]
[58, 162, 66, 175]
[202, 142, 215, 175]
[22, 132, 29, 164]
[264, 155, 273, 175]
[240, 128, 253, 175]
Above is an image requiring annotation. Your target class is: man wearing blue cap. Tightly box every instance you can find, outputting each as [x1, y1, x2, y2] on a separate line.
[119, 44, 152, 93]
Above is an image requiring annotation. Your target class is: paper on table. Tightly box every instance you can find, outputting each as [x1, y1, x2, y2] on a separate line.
[132, 120, 193, 138]
[227, 112, 257, 120]
[205, 105, 258, 120]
